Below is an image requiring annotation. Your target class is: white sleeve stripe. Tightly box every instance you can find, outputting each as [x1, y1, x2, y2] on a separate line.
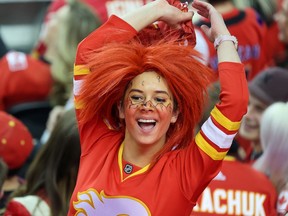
[73, 79, 83, 96]
[201, 117, 237, 149]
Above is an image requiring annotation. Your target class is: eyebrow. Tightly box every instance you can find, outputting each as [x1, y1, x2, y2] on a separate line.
[129, 89, 170, 96]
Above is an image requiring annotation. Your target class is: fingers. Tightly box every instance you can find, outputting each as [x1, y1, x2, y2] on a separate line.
[191, 0, 213, 19]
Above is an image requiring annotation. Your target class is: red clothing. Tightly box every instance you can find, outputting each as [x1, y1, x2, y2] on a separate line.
[69, 16, 248, 216]
[277, 185, 288, 215]
[4, 195, 50, 216]
[0, 51, 52, 111]
[192, 156, 277, 216]
[196, 8, 267, 81]
[44, 0, 151, 23]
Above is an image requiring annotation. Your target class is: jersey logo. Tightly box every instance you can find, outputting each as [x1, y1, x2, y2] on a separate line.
[73, 189, 151, 216]
[124, 164, 133, 174]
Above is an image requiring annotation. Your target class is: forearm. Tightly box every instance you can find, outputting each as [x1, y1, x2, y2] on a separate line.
[216, 40, 240, 63]
[119, 0, 164, 32]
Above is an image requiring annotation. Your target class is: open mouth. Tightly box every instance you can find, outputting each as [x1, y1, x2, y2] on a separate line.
[137, 119, 156, 130]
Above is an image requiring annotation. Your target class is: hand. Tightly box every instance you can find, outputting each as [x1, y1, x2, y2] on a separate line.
[192, 0, 230, 42]
[157, 0, 194, 28]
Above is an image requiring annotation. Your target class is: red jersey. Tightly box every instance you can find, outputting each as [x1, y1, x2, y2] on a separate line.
[0, 51, 52, 110]
[69, 15, 248, 216]
[195, 8, 267, 81]
[191, 156, 277, 216]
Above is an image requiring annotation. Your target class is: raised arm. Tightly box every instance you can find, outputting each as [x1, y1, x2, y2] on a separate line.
[120, 0, 193, 32]
[192, 0, 240, 63]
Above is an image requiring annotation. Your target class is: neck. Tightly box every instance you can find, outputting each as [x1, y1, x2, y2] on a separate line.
[122, 139, 164, 168]
[251, 140, 262, 153]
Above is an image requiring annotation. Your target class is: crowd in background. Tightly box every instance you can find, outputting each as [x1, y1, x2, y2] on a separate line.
[0, 0, 287, 215]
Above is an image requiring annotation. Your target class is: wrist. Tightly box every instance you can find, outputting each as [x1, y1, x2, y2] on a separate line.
[214, 35, 238, 50]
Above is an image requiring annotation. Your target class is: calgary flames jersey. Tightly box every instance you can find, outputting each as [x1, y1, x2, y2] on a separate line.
[69, 15, 248, 216]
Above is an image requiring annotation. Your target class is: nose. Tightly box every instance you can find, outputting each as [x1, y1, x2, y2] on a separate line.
[141, 100, 154, 110]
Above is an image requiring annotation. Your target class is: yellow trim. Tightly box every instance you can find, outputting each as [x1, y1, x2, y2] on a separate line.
[224, 155, 236, 161]
[118, 143, 150, 182]
[74, 64, 90, 75]
[211, 106, 241, 131]
[74, 100, 83, 110]
[195, 133, 228, 160]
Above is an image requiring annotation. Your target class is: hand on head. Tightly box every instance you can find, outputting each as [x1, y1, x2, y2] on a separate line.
[157, 0, 194, 28]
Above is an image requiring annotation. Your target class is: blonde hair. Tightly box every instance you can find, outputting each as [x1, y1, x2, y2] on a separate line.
[50, 0, 102, 105]
[253, 102, 288, 192]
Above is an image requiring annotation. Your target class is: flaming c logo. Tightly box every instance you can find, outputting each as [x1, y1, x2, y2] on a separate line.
[73, 189, 151, 216]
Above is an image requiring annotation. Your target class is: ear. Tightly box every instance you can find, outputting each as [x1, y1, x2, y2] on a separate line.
[118, 101, 125, 119]
[170, 109, 179, 123]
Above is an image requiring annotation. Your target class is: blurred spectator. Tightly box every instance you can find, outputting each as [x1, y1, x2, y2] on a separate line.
[253, 102, 288, 215]
[32, 0, 150, 60]
[0, 34, 7, 59]
[0, 159, 8, 198]
[41, 0, 102, 106]
[237, 66, 288, 162]
[37, 0, 102, 145]
[191, 141, 277, 216]
[195, 0, 267, 80]
[0, 111, 34, 214]
[233, 0, 287, 69]
[0, 51, 52, 111]
[4, 109, 80, 216]
[273, 0, 288, 69]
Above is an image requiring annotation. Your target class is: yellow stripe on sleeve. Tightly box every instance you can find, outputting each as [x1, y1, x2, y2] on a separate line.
[74, 98, 84, 110]
[74, 64, 90, 76]
[211, 106, 241, 131]
[195, 132, 228, 160]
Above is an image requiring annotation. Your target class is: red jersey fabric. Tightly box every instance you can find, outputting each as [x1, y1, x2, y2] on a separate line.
[0, 51, 52, 111]
[195, 8, 267, 81]
[191, 156, 277, 216]
[69, 15, 248, 216]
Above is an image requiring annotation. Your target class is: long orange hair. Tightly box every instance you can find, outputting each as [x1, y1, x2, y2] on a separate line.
[78, 39, 214, 162]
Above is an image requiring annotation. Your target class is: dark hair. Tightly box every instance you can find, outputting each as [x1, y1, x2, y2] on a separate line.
[10, 109, 80, 216]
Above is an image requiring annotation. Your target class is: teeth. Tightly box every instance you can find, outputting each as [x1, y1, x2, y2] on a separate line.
[138, 119, 156, 123]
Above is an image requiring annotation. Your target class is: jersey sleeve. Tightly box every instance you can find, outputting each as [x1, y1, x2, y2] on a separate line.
[176, 62, 248, 203]
[73, 15, 138, 153]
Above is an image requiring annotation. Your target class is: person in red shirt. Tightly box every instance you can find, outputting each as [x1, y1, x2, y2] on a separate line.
[195, 0, 268, 81]
[237, 67, 288, 162]
[191, 141, 277, 216]
[69, 0, 248, 215]
[0, 51, 52, 111]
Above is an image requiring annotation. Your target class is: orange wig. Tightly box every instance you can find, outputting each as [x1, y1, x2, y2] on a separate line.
[78, 39, 215, 161]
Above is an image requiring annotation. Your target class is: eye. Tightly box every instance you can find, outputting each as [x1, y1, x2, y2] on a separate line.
[154, 97, 167, 104]
[130, 95, 144, 103]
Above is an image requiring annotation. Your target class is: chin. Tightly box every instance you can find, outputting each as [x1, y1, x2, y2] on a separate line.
[239, 129, 258, 141]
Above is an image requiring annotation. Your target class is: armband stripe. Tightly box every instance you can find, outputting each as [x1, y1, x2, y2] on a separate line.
[74, 97, 83, 110]
[211, 106, 241, 131]
[73, 79, 83, 96]
[195, 133, 228, 160]
[202, 117, 237, 149]
[74, 64, 90, 75]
